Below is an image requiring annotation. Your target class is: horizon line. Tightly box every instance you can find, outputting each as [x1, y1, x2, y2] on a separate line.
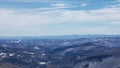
[0, 34, 120, 37]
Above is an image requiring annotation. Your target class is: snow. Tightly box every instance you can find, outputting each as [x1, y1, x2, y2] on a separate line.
[42, 53, 46, 56]
[0, 53, 6, 56]
[0, 53, 7, 58]
[38, 62, 47, 65]
[9, 53, 15, 56]
[34, 47, 40, 49]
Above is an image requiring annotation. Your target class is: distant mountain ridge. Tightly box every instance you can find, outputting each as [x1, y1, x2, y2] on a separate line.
[0, 35, 120, 39]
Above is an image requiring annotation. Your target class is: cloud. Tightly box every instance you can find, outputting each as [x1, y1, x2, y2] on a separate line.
[117, 0, 120, 2]
[0, 6, 120, 27]
[50, 3, 71, 8]
[0, 3, 120, 35]
[3, 0, 55, 2]
[80, 3, 87, 6]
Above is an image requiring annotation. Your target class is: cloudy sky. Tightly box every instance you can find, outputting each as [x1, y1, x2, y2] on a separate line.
[0, 0, 120, 36]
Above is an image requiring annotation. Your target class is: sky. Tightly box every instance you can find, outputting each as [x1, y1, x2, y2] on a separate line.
[0, 0, 120, 36]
